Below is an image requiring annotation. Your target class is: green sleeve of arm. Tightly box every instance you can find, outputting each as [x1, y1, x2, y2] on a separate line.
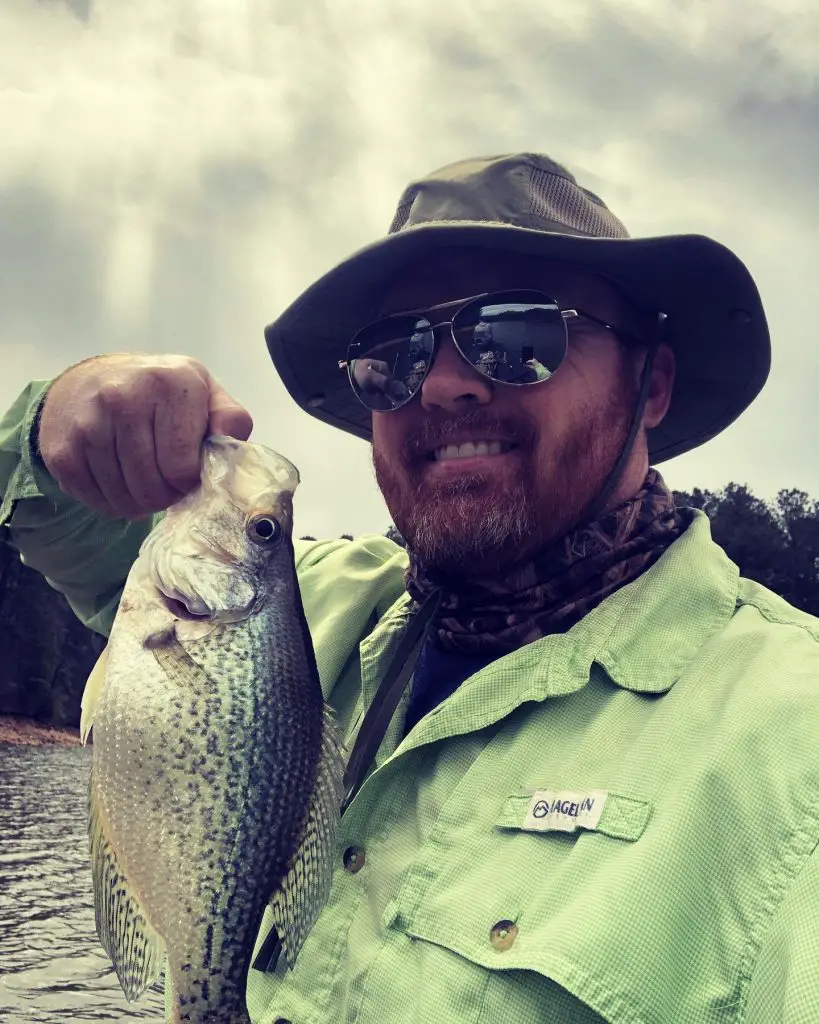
[0, 380, 157, 637]
[744, 841, 819, 1022]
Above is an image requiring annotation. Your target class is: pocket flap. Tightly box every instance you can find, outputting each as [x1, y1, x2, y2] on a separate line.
[497, 789, 651, 842]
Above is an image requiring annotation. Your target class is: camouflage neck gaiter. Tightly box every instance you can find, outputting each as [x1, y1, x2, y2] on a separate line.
[404, 469, 688, 656]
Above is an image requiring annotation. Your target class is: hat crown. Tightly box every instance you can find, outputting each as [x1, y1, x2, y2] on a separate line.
[388, 153, 631, 241]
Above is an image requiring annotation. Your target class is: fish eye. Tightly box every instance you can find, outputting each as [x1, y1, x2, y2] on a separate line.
[246, 514, 282, 546]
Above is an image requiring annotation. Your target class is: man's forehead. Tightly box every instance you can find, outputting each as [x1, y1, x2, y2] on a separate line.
[378, 247, 618, 315]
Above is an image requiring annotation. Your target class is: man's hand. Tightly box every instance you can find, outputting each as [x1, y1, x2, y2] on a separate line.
[38, 354, 253, 519]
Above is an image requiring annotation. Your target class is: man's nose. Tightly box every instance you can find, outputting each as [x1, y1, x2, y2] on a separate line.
[419, 335, 493, 413]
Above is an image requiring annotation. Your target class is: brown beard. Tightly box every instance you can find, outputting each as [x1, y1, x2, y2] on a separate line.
[372, 362, 639, 578]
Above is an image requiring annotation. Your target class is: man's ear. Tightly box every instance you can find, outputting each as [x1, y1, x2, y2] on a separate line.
[643, 343, 676, 430]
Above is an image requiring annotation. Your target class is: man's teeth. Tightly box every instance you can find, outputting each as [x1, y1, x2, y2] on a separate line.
[434, 440, 510, 461]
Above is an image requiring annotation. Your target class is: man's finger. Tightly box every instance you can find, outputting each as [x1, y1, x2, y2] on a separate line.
[86, 434, 146, 520]
[116, 415, 182, 514]
[207, 381, 253, 440]
[153, 390, 209, 496]
[50, 452, 121, 520]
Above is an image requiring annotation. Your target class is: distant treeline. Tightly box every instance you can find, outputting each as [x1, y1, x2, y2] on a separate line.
[1, 482, 817, 729]
[673, 484, 819, 617]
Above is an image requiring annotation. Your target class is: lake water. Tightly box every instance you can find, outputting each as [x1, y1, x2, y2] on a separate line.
[0, 742, 165, 1022]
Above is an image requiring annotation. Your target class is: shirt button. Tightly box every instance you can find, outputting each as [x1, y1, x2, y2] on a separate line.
[273, 1019, 292, 1024]
[343, 846, 366, 873]
[490, 919, 518, 950]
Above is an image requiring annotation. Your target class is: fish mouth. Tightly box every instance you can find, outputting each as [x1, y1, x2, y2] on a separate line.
[160, 593, 212, 621]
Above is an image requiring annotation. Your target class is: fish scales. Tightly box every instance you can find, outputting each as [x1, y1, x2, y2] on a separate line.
[83, 437, 345, 1024]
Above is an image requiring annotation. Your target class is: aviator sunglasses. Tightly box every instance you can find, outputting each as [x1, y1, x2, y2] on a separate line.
[339, 288, 645, 412]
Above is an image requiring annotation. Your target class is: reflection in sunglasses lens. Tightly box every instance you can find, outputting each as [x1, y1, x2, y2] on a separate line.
[455, 295, 567, 384]
[350, 317, 434, 410]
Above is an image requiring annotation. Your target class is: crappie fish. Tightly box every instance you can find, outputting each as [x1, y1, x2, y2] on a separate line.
[80, 436, 345, 1024]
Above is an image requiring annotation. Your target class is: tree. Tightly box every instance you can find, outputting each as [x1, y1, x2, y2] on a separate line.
[673, 484, 819, 616]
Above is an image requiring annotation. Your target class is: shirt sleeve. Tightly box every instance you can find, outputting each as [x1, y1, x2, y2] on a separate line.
[0, 380, 157, 637]
[743, 840, 819, 1022]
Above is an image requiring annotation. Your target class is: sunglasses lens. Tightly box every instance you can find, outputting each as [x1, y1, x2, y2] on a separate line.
[453, 291, 568, 384]
[347, 317, 434, 410]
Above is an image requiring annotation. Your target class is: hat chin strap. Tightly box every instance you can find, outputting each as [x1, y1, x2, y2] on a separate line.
[575, 341, 659, 527]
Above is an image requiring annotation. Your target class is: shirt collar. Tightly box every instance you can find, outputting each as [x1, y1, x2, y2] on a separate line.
[557, 509, 739, 695]
[359, 509, 739, 759]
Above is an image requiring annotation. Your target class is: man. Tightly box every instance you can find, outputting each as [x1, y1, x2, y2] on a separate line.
[1, 153, 817, 1023]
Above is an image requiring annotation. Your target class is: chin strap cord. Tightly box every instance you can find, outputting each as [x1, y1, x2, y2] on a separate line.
[579, 337, 660, 527]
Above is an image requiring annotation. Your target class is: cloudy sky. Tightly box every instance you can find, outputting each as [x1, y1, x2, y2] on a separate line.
[1, 0, 817, 538]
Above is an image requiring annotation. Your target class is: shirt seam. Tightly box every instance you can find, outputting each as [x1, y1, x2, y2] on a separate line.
[735, 787, 819, 1019]
[737, 594, 819, 644]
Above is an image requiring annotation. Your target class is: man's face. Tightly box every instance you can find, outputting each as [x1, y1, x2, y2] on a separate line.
[371, 248, 653, 577]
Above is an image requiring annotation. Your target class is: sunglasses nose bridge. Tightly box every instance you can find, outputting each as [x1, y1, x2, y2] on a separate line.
[419, 317, 488, 385]
[415, 326, 496, 412]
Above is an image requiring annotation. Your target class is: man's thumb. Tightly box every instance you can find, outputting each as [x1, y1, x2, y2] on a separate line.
[207, 383, 254, 441]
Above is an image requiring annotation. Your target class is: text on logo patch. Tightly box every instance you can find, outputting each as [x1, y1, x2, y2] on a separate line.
[522, 789, 608, 833]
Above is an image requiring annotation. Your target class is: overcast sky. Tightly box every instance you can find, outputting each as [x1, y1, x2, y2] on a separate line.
[1, 0, 817, 538]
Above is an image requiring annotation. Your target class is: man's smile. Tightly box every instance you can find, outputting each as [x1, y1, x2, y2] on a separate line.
[419, 438, 523, 480]
[431, 439, 517, 461]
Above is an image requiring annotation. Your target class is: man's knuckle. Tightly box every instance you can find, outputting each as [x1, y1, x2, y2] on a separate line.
[154, 365, 208, 404]
[74, 413, 109, 448]
[43, 441, 76, 474]
[97, 380, 129, 411]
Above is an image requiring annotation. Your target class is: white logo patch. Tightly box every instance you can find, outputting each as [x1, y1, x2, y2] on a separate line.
[522, 789, 608, 833]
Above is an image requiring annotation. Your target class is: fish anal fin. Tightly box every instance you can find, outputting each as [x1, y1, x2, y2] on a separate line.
[269, 703, 346, 968]
[89, 779, 165, 1000]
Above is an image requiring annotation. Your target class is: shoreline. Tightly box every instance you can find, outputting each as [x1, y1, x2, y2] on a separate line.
[0, 714, 83, 747]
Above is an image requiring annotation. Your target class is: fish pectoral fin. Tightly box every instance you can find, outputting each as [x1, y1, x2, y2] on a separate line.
[150, 633, 215, 687]
[89, 780, 166, 1001]
[80, 646, 110, 745]
[268, 703, 347, 969]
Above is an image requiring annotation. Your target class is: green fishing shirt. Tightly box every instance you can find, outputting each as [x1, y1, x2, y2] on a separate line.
[3, 380, 819, 1024]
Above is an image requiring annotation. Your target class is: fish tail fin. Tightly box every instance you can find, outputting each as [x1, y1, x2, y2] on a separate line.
[268, 702, 346, 968]
[89, 776, 166, 1000]
[80, 646, 110, 745]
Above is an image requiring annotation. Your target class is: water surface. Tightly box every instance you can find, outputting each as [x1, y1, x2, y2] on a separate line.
[0, 742, 164, 1022]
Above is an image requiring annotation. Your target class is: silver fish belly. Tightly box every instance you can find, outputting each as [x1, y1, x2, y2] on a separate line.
[83, 437, 345, 1024]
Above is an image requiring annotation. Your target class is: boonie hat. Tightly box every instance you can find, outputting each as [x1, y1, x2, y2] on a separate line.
[265, 153, 770, 463]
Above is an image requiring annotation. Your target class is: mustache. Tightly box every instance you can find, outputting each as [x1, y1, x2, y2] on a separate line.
[400, 408, 539, 460]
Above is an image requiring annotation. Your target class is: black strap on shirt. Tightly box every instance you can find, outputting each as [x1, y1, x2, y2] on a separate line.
[340, 587, 441, 811]
[252, 588, 441, 974]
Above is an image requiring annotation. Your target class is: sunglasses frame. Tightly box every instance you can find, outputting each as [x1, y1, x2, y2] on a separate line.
[339, 289, 648, 413]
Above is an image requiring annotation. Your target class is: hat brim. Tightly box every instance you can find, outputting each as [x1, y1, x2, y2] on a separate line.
[265, 222, 770, 463]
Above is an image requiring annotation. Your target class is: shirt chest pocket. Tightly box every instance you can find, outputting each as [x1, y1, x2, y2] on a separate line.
[383, 787, 653, 1024]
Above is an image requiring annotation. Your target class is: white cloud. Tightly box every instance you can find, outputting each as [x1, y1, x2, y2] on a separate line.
[1, 0, 817, 538]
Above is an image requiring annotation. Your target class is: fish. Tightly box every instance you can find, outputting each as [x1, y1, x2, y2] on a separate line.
[80, 436, 346, 1024]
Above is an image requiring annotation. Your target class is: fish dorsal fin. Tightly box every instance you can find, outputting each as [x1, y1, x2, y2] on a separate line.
[269, 703, 346, 968]
[80, 646, 110, 745]
[89, 778, 166, 1000]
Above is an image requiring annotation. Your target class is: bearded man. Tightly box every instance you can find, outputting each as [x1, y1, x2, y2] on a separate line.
[2, 154, 817, 1024]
